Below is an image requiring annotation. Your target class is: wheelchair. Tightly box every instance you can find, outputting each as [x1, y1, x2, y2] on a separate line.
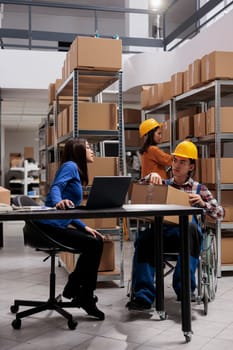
[126, 216, 218, 316]
[197, 223, 218, 315]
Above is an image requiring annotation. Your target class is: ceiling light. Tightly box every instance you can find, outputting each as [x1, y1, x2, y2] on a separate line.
[150, 0, 162, 11]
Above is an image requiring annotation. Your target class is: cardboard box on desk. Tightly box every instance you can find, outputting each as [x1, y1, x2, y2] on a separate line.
[0, 187, 11, 205]
[130, 183, 190, 224]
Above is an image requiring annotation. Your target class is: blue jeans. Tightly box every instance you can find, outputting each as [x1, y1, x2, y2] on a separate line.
[132, 223, 202, 304]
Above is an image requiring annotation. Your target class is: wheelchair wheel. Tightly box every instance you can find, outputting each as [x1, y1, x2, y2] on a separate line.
[198, 253, 209, 315]
[206, 231, 218, 301]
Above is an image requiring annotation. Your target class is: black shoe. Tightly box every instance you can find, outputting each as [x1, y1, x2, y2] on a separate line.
[62, 283, 75, 300]
[77, 297, 105, 320]
[126, 297, 152, 311]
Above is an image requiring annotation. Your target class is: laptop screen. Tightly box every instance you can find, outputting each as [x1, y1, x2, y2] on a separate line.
[85, 176, 131, 209]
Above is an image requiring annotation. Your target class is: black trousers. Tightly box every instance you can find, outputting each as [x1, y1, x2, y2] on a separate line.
[36, 223, 103, 294]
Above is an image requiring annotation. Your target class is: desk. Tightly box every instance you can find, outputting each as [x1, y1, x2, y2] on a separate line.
[0, 204, 202, 342]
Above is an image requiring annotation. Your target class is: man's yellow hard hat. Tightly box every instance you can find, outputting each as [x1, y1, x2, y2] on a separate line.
[172, 140, 198, 160]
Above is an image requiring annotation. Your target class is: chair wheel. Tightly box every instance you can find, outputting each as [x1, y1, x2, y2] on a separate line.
[68, 319, 78, 330]
[12, 318, 21, 329]
[10, 305, 19, 313]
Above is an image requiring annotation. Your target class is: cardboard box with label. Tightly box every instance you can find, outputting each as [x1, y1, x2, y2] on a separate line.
[130, 183, 191, 224]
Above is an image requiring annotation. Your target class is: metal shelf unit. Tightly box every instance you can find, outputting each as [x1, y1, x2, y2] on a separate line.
[172, 79, 233, 276]
[48, 68, 126, 286]
[9, 160, 40, 199]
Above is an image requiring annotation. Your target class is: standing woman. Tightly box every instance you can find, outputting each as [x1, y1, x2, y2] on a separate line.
[37, 138, 105, 320]
[139, 118, 172, 179]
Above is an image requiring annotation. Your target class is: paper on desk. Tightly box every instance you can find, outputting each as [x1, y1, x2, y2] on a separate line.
[0, 203, 13, 212]
[12, 205, 56, 212]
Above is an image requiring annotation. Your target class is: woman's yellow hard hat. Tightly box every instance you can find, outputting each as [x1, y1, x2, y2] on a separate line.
[139, 118, 162, 137]
[172, 140, 198, 160]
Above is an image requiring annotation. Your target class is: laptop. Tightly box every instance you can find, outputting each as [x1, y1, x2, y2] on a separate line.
[77, 176, 131, 210]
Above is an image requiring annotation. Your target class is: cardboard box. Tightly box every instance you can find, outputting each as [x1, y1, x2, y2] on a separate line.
[188, 59, 202, 89]
[183, 70, 190, 93]
[162, 119, 170, 143]
[124, 108, 141, 124]
[79, 102, 117, 130]
[161, 80, 173, 103]
[171, 71, 183, 97]
[70, 36, 122, 72]
[0, 187, 11, 205]
[177, 115, 194, 140]
[84, 217, 117, 229]
[148, 83, 163, 108]
[81, 199, 117, 228]
[88, 157, 118, 184]
[206, 107, 233, 134]
[48, 83, 55, 105]
[221, 231, 233, 264]
[222, 206, 233, 222]
[68, 102, 117, 132]
[201, 51, 233, 83]
[140, 85, 151, 110]
[46, 125, 55, 146]
[125, 130, 143, 148]
[193, 112, 206, 137]
[130, 183, 190, 224]
[24, 147, 34, 159]
[98, 239, 115, 272]
[10, 155, 23, 168]
[205, 158, 233, 183]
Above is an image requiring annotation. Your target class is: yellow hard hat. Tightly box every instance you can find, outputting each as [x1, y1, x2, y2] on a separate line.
[139, 118, 162, 137]
[172, 140, 198, 160]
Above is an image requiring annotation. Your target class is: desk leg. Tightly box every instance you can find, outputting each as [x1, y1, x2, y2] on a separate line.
[119, 218, 124, 288]
[180, 215, 192, 342]
[0, 222, 3, 248]
[155, 216, 166, 320]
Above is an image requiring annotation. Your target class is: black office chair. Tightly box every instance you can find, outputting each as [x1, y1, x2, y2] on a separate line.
[10, 195, 79, 330]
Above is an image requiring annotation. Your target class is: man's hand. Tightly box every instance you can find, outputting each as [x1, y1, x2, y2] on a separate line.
[189, 193, 206, 208]
[148, 172, 162, 185]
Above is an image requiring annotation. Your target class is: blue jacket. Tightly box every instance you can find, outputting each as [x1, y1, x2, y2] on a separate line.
[38, 161, 85, 229]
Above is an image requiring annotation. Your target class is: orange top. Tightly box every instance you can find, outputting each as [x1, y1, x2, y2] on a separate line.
[141, 145, 173, 179]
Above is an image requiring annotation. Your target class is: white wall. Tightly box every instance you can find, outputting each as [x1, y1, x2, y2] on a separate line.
[1, 8, 233, 91]
[123, 8, 233, 91]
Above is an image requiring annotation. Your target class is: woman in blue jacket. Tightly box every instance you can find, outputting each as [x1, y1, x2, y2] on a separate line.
[37, 138, 105, 320]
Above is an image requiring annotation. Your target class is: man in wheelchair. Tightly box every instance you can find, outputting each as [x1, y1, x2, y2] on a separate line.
[127, 140, 224, 311]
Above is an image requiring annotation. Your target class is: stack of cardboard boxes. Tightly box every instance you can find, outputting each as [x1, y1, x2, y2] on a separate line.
[140, 50, 233, 267]
[46, 36, 123, 274]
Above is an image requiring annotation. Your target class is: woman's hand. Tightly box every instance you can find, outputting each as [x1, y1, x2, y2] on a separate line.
[189, 193, 206, 208]
[55, 199, 74, 210]
[85, 226, 105, 239]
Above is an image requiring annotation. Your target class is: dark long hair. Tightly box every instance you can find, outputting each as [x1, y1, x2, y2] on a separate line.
[60, 138, 89, 186]
[139, 126, 160, 154]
